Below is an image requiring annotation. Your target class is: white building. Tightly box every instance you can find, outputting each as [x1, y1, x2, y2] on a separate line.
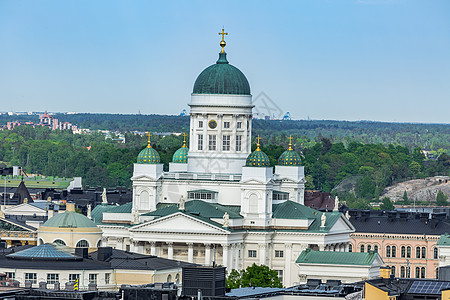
[94, 35, 355, 287]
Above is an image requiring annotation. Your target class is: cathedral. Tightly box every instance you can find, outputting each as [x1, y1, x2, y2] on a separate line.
[94, 31, 354, 286]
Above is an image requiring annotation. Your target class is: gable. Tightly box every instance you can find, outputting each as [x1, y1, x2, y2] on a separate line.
[5, 203, 45, 214]
[328, 215, 355, 233]
[130, 213, 229, 234]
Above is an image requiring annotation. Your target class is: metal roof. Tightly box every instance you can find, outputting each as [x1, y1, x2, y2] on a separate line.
[7, 244, 79, 261]
[296, 248, 379, 266]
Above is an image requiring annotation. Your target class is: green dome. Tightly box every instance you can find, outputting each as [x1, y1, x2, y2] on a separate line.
[173, 146, 188, 163]
[278, 150, 302, 166]
[246, 148, 270, 167]
[193, 52, 251, 95]
[137, 146, 161, 164]
[42, 211, 98, 228]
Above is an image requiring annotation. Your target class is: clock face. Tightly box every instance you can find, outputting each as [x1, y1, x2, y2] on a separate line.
[208, 120, 217, 129]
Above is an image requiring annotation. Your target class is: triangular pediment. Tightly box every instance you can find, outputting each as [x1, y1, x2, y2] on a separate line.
[241, 178, 274, 185]
[4, 203, 45, 213]
[130, 212, 229, 234]
[328, 215, 355, 233]
[131, 174, 159, 181]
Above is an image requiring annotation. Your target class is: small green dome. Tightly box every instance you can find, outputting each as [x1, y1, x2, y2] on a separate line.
[137, 146, 160, 164]
[173, 147, 188, 163]
[42, 211, 98, 228]
[246, 147, 270, 167]
[193, 52, 251, 95]
[278, 150, 302, 166]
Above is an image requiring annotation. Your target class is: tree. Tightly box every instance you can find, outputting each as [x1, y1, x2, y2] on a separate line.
[226, 264, 282, 288]
[380, 197, 395, 211]
[436, 190, 449, 206]
[402, 191, 410, 205]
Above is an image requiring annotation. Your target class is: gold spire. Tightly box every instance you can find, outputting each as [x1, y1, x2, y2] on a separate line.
[218, 28, 228, 53]
[288, 135, 293, 150]
[182, 133, 187, 148]
[256, 135, 261, 151]
[146, 132, 152, 148]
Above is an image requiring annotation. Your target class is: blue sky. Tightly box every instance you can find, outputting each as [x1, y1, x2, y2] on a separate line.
[0, 0, 449, 123]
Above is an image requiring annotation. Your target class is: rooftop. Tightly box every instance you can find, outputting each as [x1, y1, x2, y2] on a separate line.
[296, 248, 380, 266]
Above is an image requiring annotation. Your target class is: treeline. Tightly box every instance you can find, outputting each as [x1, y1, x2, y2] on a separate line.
[2, 113, 449, 153]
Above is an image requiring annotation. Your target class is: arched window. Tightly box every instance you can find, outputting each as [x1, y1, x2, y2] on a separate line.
[374, 245, 379, 253]
[421, 247, 426, 259]
[415, 267, 420, 278]
[360, 245, 365, 253]
[391, 266, 396, 276]
[401, 246, 406, 258]
[401, 266, 405, 278]
[76, 240, 89, 248]
[386, 245, 391, 257]
[349, 244, 353, 252]
[167, 274, 172, 282]
[421, 267, 426, 278]
[97, 240, 102, 247]
[38, 238, 44, 245]
[175, 273, 180, 285]
[53, 239, 66, 246]
[434, 248, 438, 259]
[367, 245, 372, 251]
[392, 246, 397, 258]
[407, 246, 411, 258]
[416, 247, 421, 259]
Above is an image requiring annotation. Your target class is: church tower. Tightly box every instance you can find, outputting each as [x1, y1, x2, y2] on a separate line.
[187, 30, 253, 174]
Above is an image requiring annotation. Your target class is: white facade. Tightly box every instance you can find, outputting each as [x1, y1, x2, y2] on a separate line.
[99, 48, 355, 287]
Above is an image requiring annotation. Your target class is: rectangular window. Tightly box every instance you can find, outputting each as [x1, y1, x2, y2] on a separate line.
[224, 121, 230, 129]
[237, 122, 242, 129]
[6, 272, 15, 280]
[105, 273, 111, 285]
[208, 135, 216, 150]
[47, 273, 59, 284]
[69, 274, 80, 283]
[276, 270, 283, 283]
[275, 250, 284, 258]
[236, 135, 242, 151]
[198, 121, 203, 128]
[198, 134, 203, 150]
[248, 250, 257, 258]
[89, 274, 98, 285]
[223, 135, 230, 151]
[25, 273, 37, 284]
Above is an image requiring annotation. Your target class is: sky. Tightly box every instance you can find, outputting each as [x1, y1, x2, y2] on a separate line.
[0, 0, 449, 123]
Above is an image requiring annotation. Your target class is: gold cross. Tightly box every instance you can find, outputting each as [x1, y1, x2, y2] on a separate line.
[288, 135, 293, 150]
[219, 28, 228, 53]
[182, 133, 187, 147]
[146, 132, 152, 148]
[256, 135, 261, 151]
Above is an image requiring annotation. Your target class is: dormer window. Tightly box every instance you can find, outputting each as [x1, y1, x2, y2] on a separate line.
[273, 191, 289, 201]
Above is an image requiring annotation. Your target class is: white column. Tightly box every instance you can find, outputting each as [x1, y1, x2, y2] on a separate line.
[344, 243, 349, 252]
[340, 244, 345, 252]
[150, 242, 156, 256]
[319, 244, 325, 251]
[187, 243, 194, 263]
[167, 242, 173, 260]
[189, 114, 195, 150]
[232, 114, 238, 151]
[202, 114, 207, 152]
[231, 244, 236, 270]
[234, 244, 241, 270]
[222, 244, 230, 272]
[205, 244, 211, 266]
[259, 243, 267, 265]
[116, 238, 124, 250]
[284, 243, 293, 287]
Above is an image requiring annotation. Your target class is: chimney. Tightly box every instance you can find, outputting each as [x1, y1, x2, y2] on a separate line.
[97, 247, 113, 261]
[75, 247, 89, 258]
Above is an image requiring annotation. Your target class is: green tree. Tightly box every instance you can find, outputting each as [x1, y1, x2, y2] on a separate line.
[380, 197, 395, 211]
[226, 269, 242, 289]
[227, 264, 282, 288]
[402, 191, 410, 205]
[436, 190, 449, 206]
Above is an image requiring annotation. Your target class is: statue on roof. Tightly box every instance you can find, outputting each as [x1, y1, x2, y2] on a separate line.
[333, 196, 339, 212]
[101, 188, 107, 205]
[345, 210, 351, 220]
[223, 212, 230, 227]
[87, 204, 92, 220]
[321, 212, 326, 228]
[179, 195, 186, 211]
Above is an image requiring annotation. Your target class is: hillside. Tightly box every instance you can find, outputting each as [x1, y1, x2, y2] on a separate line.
[383, 176, 450, 203]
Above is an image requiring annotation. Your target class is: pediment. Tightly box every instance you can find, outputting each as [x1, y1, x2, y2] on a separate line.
[328, 215, 355, 233]
[130, 212, 229, 234]
[5, 203, 45, 213]
[241, 178, 273, 185]
[131, 174, 159, 181]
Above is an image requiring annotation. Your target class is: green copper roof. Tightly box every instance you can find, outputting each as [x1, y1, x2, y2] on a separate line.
[246, 148, 270, 167]
[42, 211, 98, 228]
[278, 150, 302, 166]
[137, 146, 161, 164]
[296, 248, 379, 266]
[437, 234, 450, 246]
[172, 146, 188, 163]
[193, 52, 251, 95]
